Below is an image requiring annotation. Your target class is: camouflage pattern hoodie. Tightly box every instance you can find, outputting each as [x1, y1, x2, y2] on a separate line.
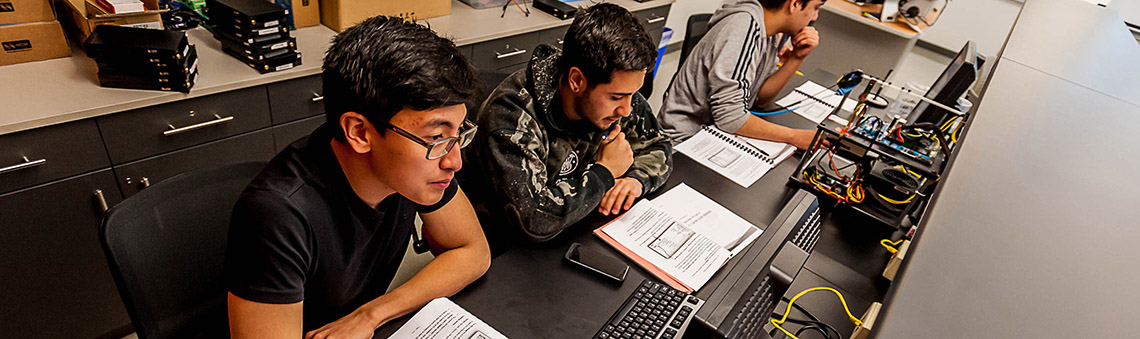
[465, 44, 673, 242]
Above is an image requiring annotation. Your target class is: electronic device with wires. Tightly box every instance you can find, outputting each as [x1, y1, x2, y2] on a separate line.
[685, 189, 823, 339]
[788, 41, 982, 228]
[533, 0, 576, 20]
[593, 279, 704, 339]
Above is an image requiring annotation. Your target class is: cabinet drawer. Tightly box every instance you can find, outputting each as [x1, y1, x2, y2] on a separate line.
[457, 44, 474, 62]
[470, 32, 541, 70]
[648, 27, 665, 48]
[273, 115, 325, 152]
[633, 5, 671, 31]
[113, 128, 276, 198]
[268, 75, 325, 124]
[0, 120, 109, 194]
[0, 169, 128, 338]
[98, 86, 272, 164]
[537, 26, 569, 49]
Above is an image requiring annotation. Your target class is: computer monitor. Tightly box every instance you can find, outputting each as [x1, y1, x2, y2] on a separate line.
[909, 41, 982, 126]
[689, 189, 822, 339]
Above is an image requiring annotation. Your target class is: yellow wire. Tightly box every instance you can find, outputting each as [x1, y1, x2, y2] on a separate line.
[771, 287, 863, 339]
[880, 238, 904, 254]
[877, 193, 915, 205]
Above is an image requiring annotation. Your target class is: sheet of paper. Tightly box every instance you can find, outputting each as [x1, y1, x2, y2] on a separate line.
[776, 81, 858, 124]
[736, 136, 796, 167]
[388, 298, 509, 339]
[675, 128, 772, 188]
[650, 184, 762, 257]
[601, 202, 731, 291]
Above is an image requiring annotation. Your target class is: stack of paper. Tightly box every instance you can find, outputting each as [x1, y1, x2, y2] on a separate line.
[595, 184, 763, 292]
[389, 298, 509, 339]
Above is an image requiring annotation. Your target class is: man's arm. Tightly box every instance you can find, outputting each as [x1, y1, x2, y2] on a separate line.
[480, 114, 617, 241]
[228, 294, 303, 338]
[599, 95, 673, 215]
[753, 55, 803, 108]
[736, 28, 822, 150]
[303, 187, 491, 339]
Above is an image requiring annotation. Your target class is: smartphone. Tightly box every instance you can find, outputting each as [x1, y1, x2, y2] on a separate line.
[564, 243, 629, 282]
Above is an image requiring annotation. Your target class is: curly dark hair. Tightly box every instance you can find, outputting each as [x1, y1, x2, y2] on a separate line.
[759, 0, 817, 10]
[322, 16, 480, 139]
[558, 3, 658, 86]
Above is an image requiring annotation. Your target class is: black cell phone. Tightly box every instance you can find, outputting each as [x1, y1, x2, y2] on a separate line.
[564, 243, 629, 282]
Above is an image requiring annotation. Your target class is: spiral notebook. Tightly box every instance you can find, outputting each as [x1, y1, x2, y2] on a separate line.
[675, 126, 794, 188]
[776, 81, 858, 124]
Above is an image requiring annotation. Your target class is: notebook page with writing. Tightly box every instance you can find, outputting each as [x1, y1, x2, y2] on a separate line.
[675, 126, 774, 188]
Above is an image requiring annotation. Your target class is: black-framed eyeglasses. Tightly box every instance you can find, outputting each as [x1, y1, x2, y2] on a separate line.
[383, 119, 477, 160]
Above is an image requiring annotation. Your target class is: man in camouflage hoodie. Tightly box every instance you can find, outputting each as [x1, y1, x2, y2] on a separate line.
[464, 3, 673, 245]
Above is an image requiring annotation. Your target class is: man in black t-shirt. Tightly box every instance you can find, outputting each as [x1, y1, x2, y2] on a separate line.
[224, 16, 490, 338]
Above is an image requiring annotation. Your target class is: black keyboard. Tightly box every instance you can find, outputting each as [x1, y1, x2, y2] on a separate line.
[595, 280, 704, 339]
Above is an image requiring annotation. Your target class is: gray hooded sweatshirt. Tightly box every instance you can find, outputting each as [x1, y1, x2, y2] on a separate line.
[659, 0, 782, 142]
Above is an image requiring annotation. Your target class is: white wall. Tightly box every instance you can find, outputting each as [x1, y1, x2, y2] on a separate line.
[918, 0, 1023, 58]
[663, 0, 724, 46]
[662, 0, 1026, 59]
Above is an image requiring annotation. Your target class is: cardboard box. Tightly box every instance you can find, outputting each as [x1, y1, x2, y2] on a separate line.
[0, 20, 69, 66]
[56, 0, 164, 42]
[291, 0, 317, 28]
[0, 0, 56, 25]
[320, 0, 448, 32]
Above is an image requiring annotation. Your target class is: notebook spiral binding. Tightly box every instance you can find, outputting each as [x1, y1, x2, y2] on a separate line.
[793, 89, 836, 108]
[702, 126, 774, 165]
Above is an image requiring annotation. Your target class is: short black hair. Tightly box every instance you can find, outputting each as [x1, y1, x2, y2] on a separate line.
[558, 3, 658, 86]
[323, 16, 480, 140]
[759, 0, 816, 10]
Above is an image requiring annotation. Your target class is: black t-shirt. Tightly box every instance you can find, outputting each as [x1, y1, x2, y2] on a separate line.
[224, 124, 457, 330]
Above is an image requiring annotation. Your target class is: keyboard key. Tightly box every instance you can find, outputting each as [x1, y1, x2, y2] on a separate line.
[665, 328, 677, 335]
[671, 320, 683, 328]
[687, 296, 699, 304]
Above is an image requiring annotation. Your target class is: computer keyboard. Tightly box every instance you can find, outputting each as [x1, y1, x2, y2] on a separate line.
[595, 280, 704, 339]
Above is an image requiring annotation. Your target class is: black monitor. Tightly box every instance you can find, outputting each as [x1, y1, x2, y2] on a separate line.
[689, 189, 822, 339]
[909, 41, 982, 126]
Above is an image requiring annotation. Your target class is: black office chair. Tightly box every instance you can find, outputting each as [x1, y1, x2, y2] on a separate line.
[679, 14, 713, 67]
[100, 161, 267, 339]
[662, 14, 713, 100]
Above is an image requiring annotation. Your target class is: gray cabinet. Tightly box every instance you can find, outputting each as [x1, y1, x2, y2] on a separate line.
[273, 115, 325, 152]
[113, 129, 276, 198]
[98, 86, 272, 164]
[268, 75, 325, 124]
[0, 120, 109, 193]
[470, 31, 541, 71]
[0, 169, 128, 339]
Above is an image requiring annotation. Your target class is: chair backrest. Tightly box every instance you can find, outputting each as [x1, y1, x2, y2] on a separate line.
[680, 14, 713, 68]
[100, 161, 266, 339]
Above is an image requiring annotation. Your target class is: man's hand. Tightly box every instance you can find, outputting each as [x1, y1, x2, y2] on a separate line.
[778, 27, 819, 61]
[595, 125, 633, 178]
[304, 309, 377, 339]
[598, 178, 643, 216]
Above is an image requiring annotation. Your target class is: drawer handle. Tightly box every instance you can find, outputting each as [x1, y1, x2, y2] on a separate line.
[646, 16, 665, 24]
[312, 93, 324, 102]
[0, 156, 46, 175]
[163, 114, 235, 136]
[495, 48, 528, 59]
[95, 189, 109, 213]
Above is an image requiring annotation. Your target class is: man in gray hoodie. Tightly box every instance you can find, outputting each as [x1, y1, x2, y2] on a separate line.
[659, 0, 825, 150]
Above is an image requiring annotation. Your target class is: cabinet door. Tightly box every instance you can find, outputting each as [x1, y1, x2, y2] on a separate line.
[113, 128, 276, 198]
[0, 169, 129, 339]
[268, 75, 325, 124]
[273, 115, 324, 152]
